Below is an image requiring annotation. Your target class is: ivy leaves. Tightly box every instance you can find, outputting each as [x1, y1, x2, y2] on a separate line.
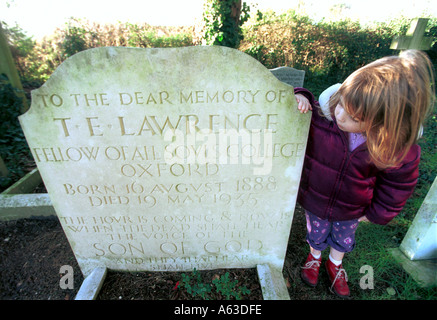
[176, 268, 251, 300]
[202, 0, 250, 48]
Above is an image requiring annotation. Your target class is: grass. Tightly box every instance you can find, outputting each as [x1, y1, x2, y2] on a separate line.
[346, 221, 437, 299]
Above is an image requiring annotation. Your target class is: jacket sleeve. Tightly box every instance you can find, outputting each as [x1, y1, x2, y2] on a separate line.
[365, 146, 421, 225]
[317, 83, 341, 120]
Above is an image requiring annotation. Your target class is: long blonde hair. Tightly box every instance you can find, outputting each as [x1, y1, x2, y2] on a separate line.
[329, 50, 435, 168]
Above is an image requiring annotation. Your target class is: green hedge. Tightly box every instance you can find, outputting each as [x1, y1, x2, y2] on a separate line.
[240, 11, 436, 96]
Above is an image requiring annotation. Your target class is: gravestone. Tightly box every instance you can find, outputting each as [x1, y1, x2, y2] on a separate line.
[391, 176, 437, 287]
[270, 67, 305, 88]
[19, 46, 311, 277]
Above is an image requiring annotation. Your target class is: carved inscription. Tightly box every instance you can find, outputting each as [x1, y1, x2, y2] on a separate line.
[32, 89, 303, 270]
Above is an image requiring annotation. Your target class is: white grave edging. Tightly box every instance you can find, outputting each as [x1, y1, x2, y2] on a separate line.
[0, 169, 55, 221]
[399, 176, 437, 260]
[391, 176, 437, 287]
[0, 193, 54, 220]
[75, 263, 289, 300]
[75, 267, 107, 300]
[256, 264, 290, 300]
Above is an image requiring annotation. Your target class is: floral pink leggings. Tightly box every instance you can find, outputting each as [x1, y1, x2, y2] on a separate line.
[305, 211, 359, 253]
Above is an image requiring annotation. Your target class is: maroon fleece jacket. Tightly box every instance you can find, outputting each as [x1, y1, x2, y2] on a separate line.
[294, 87, 420, 225]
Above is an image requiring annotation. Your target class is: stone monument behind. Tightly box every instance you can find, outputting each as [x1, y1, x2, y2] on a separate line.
[19, 46, 311, 277]
[270, 67, 305, 88]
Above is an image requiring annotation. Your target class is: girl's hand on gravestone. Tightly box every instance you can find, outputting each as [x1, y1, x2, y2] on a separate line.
[295, 94, 312, 113]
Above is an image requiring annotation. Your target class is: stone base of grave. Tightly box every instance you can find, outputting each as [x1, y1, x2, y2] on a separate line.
[390, 248, 437, 288]
[75, 264, 290, 300]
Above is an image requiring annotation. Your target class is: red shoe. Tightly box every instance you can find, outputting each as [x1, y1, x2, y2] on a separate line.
[301, 253, 321, 287]
[325, 259, 350, 298]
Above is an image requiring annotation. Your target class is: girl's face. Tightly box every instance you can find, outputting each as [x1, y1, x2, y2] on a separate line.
[334, 103, 365, 133]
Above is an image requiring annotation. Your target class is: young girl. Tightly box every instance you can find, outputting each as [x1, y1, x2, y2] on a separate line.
[293, 50, 435, 298]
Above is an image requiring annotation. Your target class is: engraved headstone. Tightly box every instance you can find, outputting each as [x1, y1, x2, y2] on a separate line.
[270, 67, 305, 88]
[19, 46, 311, 276]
